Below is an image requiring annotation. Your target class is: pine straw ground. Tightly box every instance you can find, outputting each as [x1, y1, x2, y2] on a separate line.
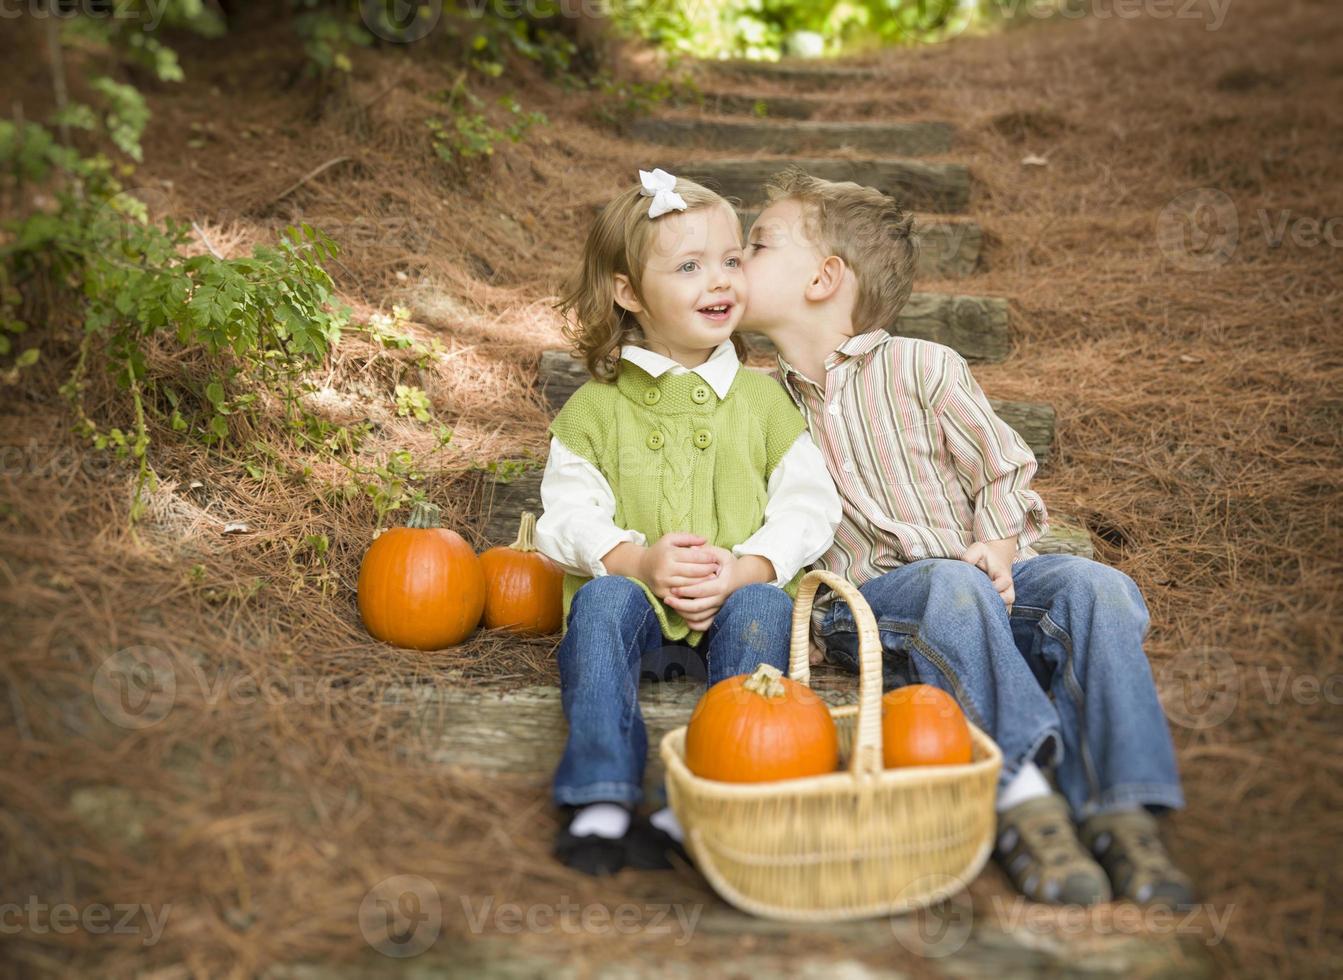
[2, 0, 1341, 976]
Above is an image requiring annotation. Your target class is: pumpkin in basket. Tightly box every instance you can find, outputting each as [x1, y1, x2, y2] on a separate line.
[881, 684, 973, 768]
[479, 512, 563, 635]
[357, 500, 485, 650]
[684, 664, 839, 783]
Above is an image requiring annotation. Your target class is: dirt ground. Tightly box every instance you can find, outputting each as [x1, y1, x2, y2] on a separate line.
[2, 0, 1341, 976]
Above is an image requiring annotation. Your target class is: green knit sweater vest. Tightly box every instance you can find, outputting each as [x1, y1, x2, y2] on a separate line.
[550, 360, 808, 646]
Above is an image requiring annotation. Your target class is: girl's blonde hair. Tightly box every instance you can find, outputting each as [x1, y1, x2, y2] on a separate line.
[558, 175, 748, 381]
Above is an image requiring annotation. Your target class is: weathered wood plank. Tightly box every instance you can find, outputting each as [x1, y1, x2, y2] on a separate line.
[480, 465, 1093, 557]
[675, 158, 971, 213]
[628, 118, 954, 156]
[737, 293, 1011, 363]
[700, 91, 821, 119]
[584, 203, 981, 279]
[708, 61, 880, 87]
[385, 678, 859, 802]
[266, 923, 1213, 980]
[737, 209, 982, 279]
[1033, 513, 1095, 560]
[535, 350, 1051, 460]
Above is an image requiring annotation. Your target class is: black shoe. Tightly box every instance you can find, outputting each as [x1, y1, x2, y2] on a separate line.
[623, 813, 690, 871]
[553, 825, 627, 876]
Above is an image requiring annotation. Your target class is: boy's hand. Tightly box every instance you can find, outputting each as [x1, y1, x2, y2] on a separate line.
[637, 532, 720, 599]
[961, 538, 1017, 609]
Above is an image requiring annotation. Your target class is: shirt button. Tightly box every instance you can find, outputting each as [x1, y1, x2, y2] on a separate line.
[646, 431, 664, 450]
[691, 385, 710, 404]
[693, 428, 713, 449]
[841, 460, 854, 473]
[827, 402, 841, 416]
[643, 388, 661, 406]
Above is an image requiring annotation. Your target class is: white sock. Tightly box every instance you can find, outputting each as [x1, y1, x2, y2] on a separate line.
[568, 803, 630, 839]
[996, 761, 1052, 812]
[649, 806, 684, 843]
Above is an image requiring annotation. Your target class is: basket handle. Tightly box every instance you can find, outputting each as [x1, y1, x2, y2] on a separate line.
[788, 569, 884, 778]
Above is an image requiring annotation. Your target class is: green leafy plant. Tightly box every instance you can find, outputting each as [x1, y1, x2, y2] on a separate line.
[428, 80, 546, 163]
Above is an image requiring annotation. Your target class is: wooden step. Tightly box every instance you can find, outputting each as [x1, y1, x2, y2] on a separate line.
[584, 203, 981, 279]
[478, 460, 1091, 556]
[535, 349, 1049, 457]
[675, 157, 970, 213]
[628, 117, 954, 156]
[268, 896, 1214, 978]
[698, 296, 1010, 363]
[700, 91, 822, 119]
[386, 677, 850, 801]
[737, 208, 982, 279]
[708, 61, 880, 87]
[721, 295, 1010, 363]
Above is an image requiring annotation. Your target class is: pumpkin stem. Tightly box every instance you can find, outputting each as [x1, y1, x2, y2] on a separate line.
[509, 511, 539, 552]
[741, 663, 787, 699]
[405, 500, 442, 529]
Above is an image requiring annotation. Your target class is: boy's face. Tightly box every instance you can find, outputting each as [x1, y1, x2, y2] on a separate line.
[740, 198, 826, 333]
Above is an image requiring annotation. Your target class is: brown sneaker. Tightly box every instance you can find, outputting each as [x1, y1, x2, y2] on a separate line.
[995, 794, 1112, 905]
[1080, 808, 1196, 908]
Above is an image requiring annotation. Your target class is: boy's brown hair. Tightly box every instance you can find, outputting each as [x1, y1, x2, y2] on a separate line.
[763, 169, 919, 334]
[558, 176, 748, 381]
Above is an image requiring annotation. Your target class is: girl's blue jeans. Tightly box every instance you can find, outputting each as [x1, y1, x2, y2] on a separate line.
[817, 554, 1184, 820]
[553, 575, 793, 808]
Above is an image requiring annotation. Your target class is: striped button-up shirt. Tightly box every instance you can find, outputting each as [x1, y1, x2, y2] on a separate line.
[774, 330, 1048, 631]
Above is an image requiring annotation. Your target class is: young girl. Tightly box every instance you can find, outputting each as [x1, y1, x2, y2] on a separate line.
[535, 169, 841, 876]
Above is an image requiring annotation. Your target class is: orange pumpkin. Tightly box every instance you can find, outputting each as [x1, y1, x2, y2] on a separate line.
[685, 664, 839, 783]
[357, 500, 485, 650]
[479, 511, 563, 635]
[881, 684, 973, 768]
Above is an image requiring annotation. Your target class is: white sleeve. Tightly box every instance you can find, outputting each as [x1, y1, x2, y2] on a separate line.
[534, 437, 647, 579]
[732, 432, 842, 587]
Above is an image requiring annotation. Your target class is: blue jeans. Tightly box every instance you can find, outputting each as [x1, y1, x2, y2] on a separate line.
[553, 575, 794, 807]
[817, 554, 1184, 820]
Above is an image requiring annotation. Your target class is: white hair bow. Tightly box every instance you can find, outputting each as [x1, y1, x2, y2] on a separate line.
[639, 168, 688, 219]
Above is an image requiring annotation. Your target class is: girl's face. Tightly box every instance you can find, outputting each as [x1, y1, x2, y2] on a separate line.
[614, 203, 746, 368]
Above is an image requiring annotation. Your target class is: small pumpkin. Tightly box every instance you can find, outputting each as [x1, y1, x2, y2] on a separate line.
[881, 684, 973, 768]
[685, 663, 839, 783]
[479, 511, 564, 635]
[357, 500, 485, 650]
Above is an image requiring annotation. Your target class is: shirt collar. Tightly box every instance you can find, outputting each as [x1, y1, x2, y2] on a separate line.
[776, 331, 891, 398]
[619, 339, 740, 400]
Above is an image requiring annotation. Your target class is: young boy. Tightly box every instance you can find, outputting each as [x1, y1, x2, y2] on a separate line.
[721, 169, 1193, 907]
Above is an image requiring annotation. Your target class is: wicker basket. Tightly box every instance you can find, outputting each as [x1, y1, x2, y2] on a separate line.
[659, 569, 1002, 921]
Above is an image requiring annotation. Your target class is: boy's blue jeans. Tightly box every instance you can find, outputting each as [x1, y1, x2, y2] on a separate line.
[817, 554, 1184, 820]
[553, 575, 793, 808]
